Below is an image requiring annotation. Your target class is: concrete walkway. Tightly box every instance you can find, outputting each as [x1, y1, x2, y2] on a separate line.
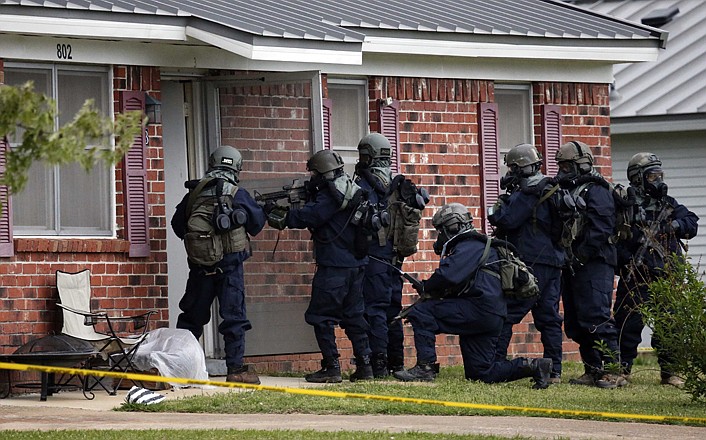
[1, 376, 705, 439]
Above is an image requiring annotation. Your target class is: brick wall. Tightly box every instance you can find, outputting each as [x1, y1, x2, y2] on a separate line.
[0, 63, 611, 373]
[218, 80, 325, 372]
[233, 76, 611, 372]
[0, 64, 168, 358]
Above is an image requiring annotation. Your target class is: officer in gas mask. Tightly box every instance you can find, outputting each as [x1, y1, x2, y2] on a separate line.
[171, 145, 266, 385]
[488, 143, 565, 383]
[353, 133, 397, 378]
[394, 203, 553, 388]
[271, 149, 374, 384]
[613, 152, 699, 388]
[554, 141, 623, 389]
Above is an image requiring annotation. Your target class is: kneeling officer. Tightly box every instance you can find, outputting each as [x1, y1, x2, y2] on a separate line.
[394, 203, 552, 388]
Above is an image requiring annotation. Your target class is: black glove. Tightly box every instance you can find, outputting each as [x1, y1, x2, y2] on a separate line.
[412, 278, 426, 297]
[267, 206, 289, 230]
[262, 201, 277, 216]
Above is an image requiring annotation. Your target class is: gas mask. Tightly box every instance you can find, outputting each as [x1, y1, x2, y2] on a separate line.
[556, 161, 591, 183]
[500, 172, 518, 191]
[432, 223, 469, 256]
[432, 228, 450, 255]
[643, 168, 668, 198]
[500, 163, 537, 191]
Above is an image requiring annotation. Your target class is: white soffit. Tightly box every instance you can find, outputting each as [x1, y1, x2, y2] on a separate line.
[0, 14, 186, 41]
[362, 37, 660, 63]
[185, 27, 362, 65]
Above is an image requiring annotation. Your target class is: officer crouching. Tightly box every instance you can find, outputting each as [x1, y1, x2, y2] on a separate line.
[394, 203, 553, 388]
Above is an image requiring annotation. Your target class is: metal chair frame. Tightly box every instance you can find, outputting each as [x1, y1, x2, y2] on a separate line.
[56, 269, 156, 398]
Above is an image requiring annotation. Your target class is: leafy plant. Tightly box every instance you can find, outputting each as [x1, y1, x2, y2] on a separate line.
[593, 339, 622, 375]
[640, 254, 706, 401]
[0, 81, 144, 201]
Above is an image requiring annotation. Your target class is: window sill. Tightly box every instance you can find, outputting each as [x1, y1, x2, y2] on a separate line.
[14, 238, 130, 254]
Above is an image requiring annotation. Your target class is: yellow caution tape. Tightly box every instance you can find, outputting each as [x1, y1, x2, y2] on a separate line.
[2, 361, 705, 425]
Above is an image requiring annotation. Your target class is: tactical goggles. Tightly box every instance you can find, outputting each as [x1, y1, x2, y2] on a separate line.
[644, 168, 664, 183]
[557, 161, 574, 173]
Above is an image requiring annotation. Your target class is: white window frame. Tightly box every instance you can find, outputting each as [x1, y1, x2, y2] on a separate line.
[327, 78, 368, 176]
[4, 62, 115, 237]
[495, 84, 534, 175]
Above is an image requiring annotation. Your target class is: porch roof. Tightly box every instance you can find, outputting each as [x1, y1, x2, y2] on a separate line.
[0, 0, 667, 66]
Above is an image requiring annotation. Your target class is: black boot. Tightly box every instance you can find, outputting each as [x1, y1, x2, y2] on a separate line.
[528, 358, 552, 389]
[372, 353, 389, 378]
[387, 356, 405, 374]
[349, 356, 374, 382]
[393, 362, 437, 382]
[305, 357, 342, 383]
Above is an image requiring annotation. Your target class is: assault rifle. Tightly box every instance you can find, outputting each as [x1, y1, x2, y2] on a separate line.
[633, 202, 674, 268]
[369, 256, 426, 323]
[254, 179, 309, 209]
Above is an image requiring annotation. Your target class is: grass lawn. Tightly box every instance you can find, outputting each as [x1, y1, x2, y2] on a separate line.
[119, 357, 706, 426]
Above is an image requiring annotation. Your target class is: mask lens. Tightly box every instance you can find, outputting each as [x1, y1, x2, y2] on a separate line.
[645, 170, 663, 183]
[558, 162, 573, 173]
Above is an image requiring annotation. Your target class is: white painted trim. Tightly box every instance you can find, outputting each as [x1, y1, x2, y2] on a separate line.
[0, 33, 614, 83]
[186, 26, 362, 65]
[611, 118, 706, 134]
[0, 14, 186, 41]
[362, 37, 660, 63]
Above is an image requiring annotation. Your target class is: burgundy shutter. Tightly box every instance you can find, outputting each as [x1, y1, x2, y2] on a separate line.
[541, 105, 562, 177]
[322, 98, 332, 150]
[0, 137, 14, 257]
[120, 91, 150, 258]
[378, 99, 401, 174]
[479, 103, 500, 234]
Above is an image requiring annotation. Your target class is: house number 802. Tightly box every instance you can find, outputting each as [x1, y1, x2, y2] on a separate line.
[56, 44, 73, 60]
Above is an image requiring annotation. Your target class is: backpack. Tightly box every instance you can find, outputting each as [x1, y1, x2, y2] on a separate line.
[556, 176, 636, 250]
[478, 236, 540, 299]
[183, 178, 238, 267]
[385, 174, 429, 258]
[610, 182, 636, 243]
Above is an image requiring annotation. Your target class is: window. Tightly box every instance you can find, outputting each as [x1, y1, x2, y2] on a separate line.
[4, 64, 113, 236]
[495, 85, 533, 175]
[327, 79, 368, 176]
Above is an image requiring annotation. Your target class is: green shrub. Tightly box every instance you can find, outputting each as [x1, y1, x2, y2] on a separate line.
[640, 255, 706, 401]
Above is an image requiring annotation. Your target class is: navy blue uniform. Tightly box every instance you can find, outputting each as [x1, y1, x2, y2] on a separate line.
[172, 186, 265, 370]
[614, 194, 698, 376]
[561, 178, 619, 377]
[407, 235, 537, 383]
[355, 176, 396, 358]
[489, 178, 565, 377]
[386, 258, 405, 368]
[286, 186, 371, 361]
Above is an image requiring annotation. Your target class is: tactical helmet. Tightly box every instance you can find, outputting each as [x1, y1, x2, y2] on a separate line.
[627, 152, 662, 185]
[505, 143, 542, 168]
[357, 133, 392, 159]
[555, 141, 594, 166]
[209, 145, 243, 174]
[627, 152, 667, 197]
[306, 149, 345, 175]
[432, 203, 473, 235]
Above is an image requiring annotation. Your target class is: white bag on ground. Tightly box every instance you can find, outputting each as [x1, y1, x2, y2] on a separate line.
[132, 327, 210, 388]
